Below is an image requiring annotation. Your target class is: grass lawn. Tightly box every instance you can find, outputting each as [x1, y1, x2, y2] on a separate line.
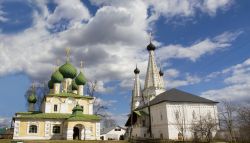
[0, 139, 129, 143]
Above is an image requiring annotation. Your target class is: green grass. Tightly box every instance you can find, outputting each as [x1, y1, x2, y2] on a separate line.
[0, 139, 128, 143]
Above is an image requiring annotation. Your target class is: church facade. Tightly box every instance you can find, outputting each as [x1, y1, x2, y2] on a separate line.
[12, 51, 101, 140]
[125, 41, 219, 140]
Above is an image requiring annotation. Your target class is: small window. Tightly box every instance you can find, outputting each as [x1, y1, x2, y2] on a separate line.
[160, 113, 163, 120]
[54, 105, 58, 112]
[29, 125, 37, 133]
[115, 128, 121, 131]
[144, 133, 146, 137]
[52, 125, 60, 134]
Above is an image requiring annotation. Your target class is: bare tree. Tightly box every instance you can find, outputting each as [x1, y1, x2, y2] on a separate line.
[173, 108, 186, 141]
[86, 80, 98, 97]
[219, 100, 237, 143]
[190, 115, 218, 143]
[102, 116, 117, 128]
[86, 80, 108, 117]
[237, 104, 250, 142]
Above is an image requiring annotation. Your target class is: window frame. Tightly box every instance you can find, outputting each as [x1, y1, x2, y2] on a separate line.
[52, 125, 61, 134]
[54, 104, 58, 112]
[29, 125, 38, 134]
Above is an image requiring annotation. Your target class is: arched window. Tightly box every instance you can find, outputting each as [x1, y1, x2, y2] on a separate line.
[29, 125, 37, 133]
[52, 125, 60, 134]
[54, 104, 58, 112]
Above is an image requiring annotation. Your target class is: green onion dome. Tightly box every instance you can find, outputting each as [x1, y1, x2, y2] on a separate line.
[51, 70, 64, 83]
[72, 104, 83, 115]
[72, 80, 78, 90]
[28, 93, 37, 103]
[75, 71, 87, 85]
[59, 61, 77, 79]
[48, 80, 54, 89]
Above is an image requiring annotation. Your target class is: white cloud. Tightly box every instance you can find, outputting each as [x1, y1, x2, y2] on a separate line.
[166, 73, 201, 88]
[91, 0, 233, 20]
[0, 3, 8, 22]
[94, 98, 117, 107]
[146, 0, 232, 20]
[0, 0, 237, 92]
[202, 0, 232, 16]
[47, 0, 90, 29]
[0, 117, 11, 128]
[202, 58, 250, 103]
[165, 69, 180, 78]
[157, 31, 241, 62]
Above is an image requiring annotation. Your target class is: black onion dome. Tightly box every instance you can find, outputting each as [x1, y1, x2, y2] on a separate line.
[134, 66, 140, 74]
[159, 69, 164, 76]
[147, 42, 156, 51]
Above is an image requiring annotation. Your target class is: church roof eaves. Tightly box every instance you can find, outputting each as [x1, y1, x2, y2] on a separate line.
[137, 88, 218, 110]
[46, 92, 94, 99]
[14, 112, 100, 121]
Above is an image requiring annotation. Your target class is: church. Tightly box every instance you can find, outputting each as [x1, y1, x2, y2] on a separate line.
[12, 50, 101, 140]
[125, 40, 219, 140]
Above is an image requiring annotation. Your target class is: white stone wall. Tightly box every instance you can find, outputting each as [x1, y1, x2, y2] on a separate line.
[130, 101, 218, 140]
[151, 102, 168, 139]
[164, 102, 218, 140]
[101, 128, 126, 140]
[95, 122, 100, 140]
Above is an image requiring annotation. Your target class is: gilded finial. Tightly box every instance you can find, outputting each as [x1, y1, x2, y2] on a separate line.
[149, 32, 152, 43]
[80, 61, 84, 69]
[65, 48, 70, 62]
[32, 82, 35, 92]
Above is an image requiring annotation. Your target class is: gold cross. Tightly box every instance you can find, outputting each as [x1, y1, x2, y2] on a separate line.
[32, 82, 35, 91]
[80, 61, 84, 68]
[65, 48, 70, 61]
[149, 32, 152, 43]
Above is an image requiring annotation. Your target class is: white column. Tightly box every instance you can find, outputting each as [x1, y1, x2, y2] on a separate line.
[88, 103, 93, 114]
[81, 128, 85, 140]
[13, 120, 20, 139]
[95, 123, 100, 140]
[78, 85, 84, 95]
[54, 83, 60, 94]
[67, 128, 73, 140]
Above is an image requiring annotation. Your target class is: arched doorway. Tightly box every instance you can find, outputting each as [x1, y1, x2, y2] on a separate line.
[73, 127, 80, 140]
[72, 124, 85, 140]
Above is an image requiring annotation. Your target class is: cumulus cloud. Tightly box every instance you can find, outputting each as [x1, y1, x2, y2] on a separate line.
[47, 0, 90, 29]
[157, 31, 242, 62]
[146, 0, 232, 21]
[166, 73, 201, 89]
[202, 58, 250, 103]
[0, 0, 237, 92]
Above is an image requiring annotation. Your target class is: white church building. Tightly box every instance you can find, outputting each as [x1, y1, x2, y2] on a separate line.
[125, 40, 219, 140]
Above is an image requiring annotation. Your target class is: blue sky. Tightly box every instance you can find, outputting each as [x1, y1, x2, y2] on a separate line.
[0, 0, 250, 126]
